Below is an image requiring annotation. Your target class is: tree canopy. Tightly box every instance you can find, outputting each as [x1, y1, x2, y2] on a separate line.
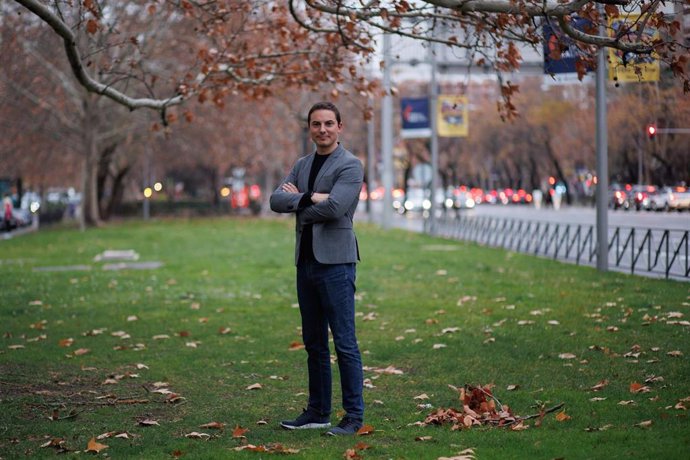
[11, 0, 689, 115]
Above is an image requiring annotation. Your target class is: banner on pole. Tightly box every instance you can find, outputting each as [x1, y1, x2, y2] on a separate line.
[401, 97, 431, 139]
[608, 14, 659, 83]
[542, 18, 593, 84]
[437, 95, 469, 137]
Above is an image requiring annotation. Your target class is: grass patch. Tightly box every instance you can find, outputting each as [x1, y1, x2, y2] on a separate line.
[1, 217, 689, 459]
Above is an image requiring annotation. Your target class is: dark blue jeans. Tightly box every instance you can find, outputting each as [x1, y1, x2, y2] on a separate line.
[296, 259, 364, 422]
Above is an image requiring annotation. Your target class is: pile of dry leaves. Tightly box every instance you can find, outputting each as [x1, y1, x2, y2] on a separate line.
[422, 384, 563, 431]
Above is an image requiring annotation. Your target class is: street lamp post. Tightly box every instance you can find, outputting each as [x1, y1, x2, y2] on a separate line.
[381, 33, 394, 230]
[595, 7, 609, 272]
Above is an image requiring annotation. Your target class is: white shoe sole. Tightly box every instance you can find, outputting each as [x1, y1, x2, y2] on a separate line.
[280, 422, 331, 430]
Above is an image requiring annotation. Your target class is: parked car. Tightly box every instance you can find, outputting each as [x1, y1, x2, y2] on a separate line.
[647, 187, 674, 211]
[669, 187, 690, 212]
[609, 185, 627, 209]
[624, 185, 656, 211]
[401, 187, 431, 214]
[450, 187, 476, 210]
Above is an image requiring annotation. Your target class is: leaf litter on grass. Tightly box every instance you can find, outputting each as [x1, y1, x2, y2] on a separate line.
[420, 384, 565, 431]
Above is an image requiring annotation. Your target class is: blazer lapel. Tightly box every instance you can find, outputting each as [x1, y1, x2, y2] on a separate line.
[299, 153, 315, 191]
[314, 145, 343, 189]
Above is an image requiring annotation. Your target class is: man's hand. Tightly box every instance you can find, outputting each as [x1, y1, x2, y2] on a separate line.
[281, 182, 299, 194]
[311, 193, 329, 204]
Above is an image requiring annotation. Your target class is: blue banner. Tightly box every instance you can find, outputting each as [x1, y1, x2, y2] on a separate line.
[401, 97, 431, 139]
[543, 19, 591, 76]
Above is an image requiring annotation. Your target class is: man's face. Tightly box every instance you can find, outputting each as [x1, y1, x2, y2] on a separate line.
[309, 109, 342, 152]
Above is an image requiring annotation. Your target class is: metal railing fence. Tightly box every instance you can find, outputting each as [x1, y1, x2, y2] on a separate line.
[429, 214, 689, 280]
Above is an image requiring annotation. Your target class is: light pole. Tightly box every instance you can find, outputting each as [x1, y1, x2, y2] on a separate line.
[381, 33, 394, 230]
[595, 7, 609, 272]
[429, 39, 439, 235]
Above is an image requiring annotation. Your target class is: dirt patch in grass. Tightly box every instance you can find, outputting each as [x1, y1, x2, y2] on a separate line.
[0, 363, 181, 422]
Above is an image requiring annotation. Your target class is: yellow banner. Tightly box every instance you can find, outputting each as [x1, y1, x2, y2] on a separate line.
[608, 14, 659, 83]
[437, 95, 469, 137]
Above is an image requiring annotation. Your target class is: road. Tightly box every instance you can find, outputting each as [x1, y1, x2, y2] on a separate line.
[359, 201, 689, 231]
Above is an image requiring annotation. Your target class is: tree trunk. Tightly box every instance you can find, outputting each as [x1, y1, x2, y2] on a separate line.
[544, 138, 571, 205]
[103, 165, 130, 220]
[80, 97, 102, 228]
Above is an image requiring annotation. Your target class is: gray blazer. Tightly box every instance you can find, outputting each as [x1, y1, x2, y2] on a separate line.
[270, 144, 363, 265]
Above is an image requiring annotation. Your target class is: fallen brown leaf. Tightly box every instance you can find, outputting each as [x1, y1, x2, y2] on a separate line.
[184, 432, 210, 439]
[356, 424, 375, 435]
[630, 382, 651, 393]
[232, 425, 249, 438]
[510, 420, 529, 431]
[86, 437, 108, 453]
[138, 419, 160, 426]
[199, 422, 225, 430]
[438, 448, 477, 460]
[288, 341, 305, 351]
[590, 379, 609, 392]
[555, 410, 571, 422]
[343, 448, 362, 460]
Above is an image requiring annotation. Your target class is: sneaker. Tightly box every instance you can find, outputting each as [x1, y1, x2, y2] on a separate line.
[325, 417, 362, 436]
[280, 409, 331, 430]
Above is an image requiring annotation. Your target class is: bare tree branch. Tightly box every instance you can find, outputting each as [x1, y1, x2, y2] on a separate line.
[14, 0, 186, 111]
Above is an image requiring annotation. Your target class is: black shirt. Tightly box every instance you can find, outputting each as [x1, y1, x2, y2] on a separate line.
[298, 153, 329, 262]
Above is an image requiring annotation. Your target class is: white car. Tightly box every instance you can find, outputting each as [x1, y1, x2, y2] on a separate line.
[669, 188, 690, 211]
[647, 187, 674, 211]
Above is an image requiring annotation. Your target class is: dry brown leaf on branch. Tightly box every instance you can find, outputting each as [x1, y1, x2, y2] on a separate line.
[86, 437, 108, 453]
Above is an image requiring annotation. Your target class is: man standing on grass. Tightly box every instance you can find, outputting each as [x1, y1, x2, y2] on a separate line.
[269, 101, 364, 436]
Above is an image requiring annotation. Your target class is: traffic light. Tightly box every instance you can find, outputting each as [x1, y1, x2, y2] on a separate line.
[646, 124, 657, 139]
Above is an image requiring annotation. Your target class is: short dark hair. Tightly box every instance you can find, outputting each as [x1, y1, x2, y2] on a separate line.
[307, 101, 341, 125]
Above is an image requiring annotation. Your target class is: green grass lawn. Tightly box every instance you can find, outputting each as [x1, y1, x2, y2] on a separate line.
[1, 217, 688, 459]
